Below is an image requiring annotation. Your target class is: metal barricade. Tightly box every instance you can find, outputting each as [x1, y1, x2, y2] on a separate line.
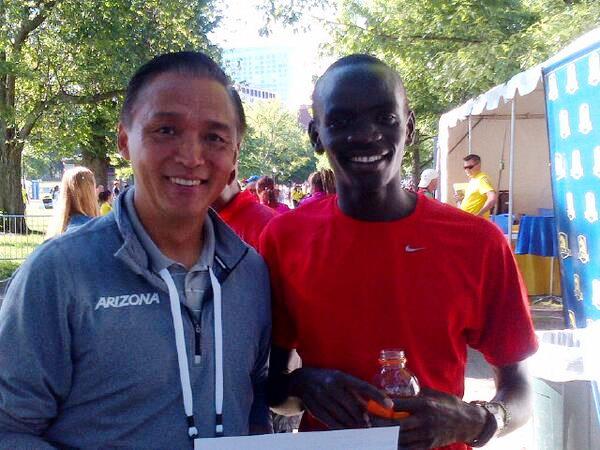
[0, 214, 49, 261]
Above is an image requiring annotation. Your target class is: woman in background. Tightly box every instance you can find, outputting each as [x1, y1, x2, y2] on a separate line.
[298, 169, 336, 207]
[45, 166, 99, 238]
[256, 176, 290, 213]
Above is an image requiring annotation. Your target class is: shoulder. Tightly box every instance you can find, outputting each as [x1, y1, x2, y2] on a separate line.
[243, 199, 278, 223]
[266, 196, 334, 232]
[259, 196, 335, 261]
[45, 215, 121, 266]
[211, 210, 269, 274]
[477, 172, 493, 183]
[418, 197, 504, 244]
[6, 217, 121, 297]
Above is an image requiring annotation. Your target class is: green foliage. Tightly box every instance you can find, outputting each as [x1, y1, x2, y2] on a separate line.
[260, 0, 600, 178]
[239, 100, 317, 183]
[315, 152, 331, 171]
[0, 0, 222, 213]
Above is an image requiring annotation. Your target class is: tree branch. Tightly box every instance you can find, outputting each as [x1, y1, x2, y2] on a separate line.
[13, 1, 59, 53]
[18, 88, 124, 141]
[6, 2, 59, 125]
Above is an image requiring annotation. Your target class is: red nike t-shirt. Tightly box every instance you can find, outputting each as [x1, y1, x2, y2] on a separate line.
[260, 194, 538, 450]
[218, 190, 277, 249]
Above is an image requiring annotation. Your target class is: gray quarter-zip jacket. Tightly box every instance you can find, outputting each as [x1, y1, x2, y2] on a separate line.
[0, 190, 271, 449]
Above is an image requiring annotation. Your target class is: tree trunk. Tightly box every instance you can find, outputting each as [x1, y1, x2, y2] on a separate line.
[0, 141, 25, 216]
[409, 130, 421, 189]
[81, 151, 110, 189]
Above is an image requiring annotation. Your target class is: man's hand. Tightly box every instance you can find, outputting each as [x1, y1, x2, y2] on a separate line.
[369, 388, 487, 449]
[453, 193, 464, 206]
[288, 367, 392, 429]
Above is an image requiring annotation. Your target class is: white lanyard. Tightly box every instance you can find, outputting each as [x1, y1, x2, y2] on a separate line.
[159, 266, 224, 445]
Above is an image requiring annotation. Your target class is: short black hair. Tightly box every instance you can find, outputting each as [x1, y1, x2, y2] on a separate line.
[463, 154, 481, 164]
[312, 54, 408, 116]
[120, 51, 246, 136]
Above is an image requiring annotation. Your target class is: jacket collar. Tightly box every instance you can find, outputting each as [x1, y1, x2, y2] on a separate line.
[112, 187, 249, 288]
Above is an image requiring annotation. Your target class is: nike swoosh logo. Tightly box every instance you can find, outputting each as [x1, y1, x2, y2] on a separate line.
[405, 245, 426, 253]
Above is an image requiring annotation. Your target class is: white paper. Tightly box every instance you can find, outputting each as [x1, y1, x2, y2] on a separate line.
[531, 327, 600, 382]
[196, 426, 400, 450]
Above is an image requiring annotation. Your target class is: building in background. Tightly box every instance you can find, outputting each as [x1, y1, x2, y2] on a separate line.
[235, 84, 277, 103]
[223, 46, 299, 106]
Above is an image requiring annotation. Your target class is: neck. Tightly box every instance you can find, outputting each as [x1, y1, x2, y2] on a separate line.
[135, 198, 205, 270]
[337, 180, 416, 221]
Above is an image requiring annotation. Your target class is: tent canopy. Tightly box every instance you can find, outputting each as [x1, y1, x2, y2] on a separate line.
[438, 27, 600, 217]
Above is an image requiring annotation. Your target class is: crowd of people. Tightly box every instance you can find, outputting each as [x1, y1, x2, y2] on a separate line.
[0, 51, 536, 450]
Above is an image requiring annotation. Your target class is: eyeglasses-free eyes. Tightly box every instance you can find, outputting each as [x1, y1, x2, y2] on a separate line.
[463, 164, 478, 170]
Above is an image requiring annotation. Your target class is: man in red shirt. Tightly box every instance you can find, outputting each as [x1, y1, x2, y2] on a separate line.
[260, 54, 538, 449]
[213, 169, 276, 250]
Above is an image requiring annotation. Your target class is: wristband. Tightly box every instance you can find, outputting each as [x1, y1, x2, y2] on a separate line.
[466, 400, 508, 447]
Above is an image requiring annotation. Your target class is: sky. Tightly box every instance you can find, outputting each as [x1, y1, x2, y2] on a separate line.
[209, 0, 333, 107]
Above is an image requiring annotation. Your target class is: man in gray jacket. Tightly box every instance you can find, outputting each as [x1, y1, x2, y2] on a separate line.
[0, 52, 271, 448]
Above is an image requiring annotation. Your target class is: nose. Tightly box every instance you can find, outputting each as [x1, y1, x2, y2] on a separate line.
[174, 136, 207, 168]
[346, 121, 382, 144]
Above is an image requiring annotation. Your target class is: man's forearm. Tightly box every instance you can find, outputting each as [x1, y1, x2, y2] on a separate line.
[268, 369, 305, 416]
[477, 199, 496, 216]
[477, 192, 497, 216]
[267, 346, 305, 416]
[492, 363, 532, 435]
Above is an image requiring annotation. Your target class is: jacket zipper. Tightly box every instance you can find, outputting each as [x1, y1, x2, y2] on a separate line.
[185, 307, 202, 364]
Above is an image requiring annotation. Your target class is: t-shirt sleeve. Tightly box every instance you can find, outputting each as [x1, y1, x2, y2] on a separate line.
[258, 224, 298, 350]
[477, 175, 495, 195]
[465, 228, 538, 367]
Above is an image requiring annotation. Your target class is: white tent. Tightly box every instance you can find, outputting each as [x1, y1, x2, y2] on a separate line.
[438, 27, 600, 219]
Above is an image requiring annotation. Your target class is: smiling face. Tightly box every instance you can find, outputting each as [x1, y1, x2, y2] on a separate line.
[118, 72, 239, 226]
[310, 63, 413, 194]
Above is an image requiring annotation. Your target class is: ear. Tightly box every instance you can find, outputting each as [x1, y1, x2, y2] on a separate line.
[227, 162, 238, 185]
[405, 110, 416, 146]
[308, 120, 324, 155]
[117, 123, 130, 160]
[233, 139, 241, 163]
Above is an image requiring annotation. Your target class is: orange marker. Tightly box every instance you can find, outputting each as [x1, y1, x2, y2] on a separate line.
[367, 400, 410, 420]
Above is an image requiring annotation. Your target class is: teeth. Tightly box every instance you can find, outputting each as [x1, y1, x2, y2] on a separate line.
[351, 154, 386, 163]
[170, 177, 202, 186]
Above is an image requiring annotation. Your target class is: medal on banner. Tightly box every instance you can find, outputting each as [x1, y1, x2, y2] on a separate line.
[566, 192, 576, 221]
[574, 274, 584, 302]
[559, 232, 571, 259]
[584, 192, 598, 223]
[577, 235, 590, 264]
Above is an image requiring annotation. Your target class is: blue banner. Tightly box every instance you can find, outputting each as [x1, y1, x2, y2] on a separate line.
[544, 43, 600, 328]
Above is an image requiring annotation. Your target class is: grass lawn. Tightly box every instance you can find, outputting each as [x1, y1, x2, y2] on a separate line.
[0, 233, 45, 262]
[0, 200, 50, 279]
[0, 260, 21, 280]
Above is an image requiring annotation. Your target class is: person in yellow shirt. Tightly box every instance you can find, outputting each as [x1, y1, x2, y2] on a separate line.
[456, 154, 497, 218]
[98, 190, 113, 216]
